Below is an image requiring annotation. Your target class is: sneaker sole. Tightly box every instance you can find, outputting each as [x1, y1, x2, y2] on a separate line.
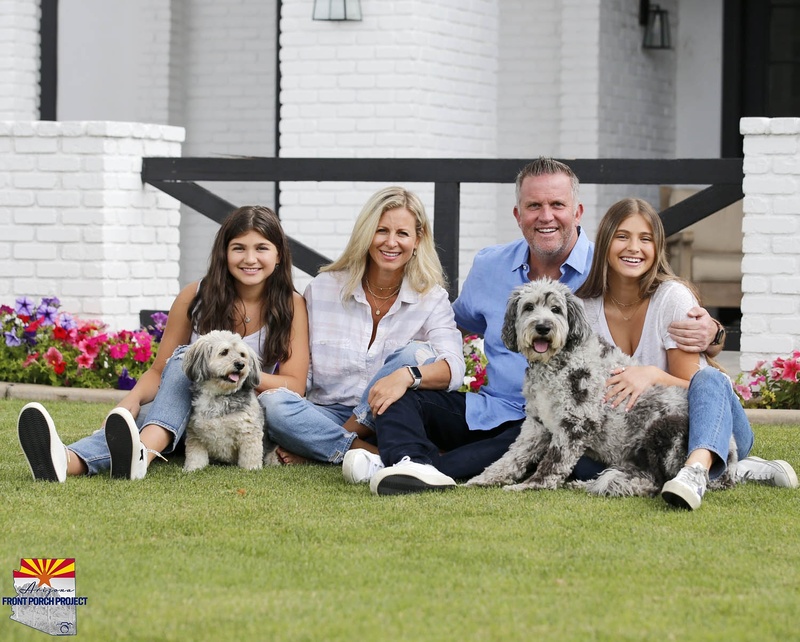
[106, 412, 137, 480]
[374, 475, 456, 496]
[661, 483, 701, 511]
[18, 404, 62, 482]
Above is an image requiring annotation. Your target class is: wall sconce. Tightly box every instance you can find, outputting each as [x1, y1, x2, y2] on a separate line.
[639, 0, 672, 50]
[313, 0, 362, 21]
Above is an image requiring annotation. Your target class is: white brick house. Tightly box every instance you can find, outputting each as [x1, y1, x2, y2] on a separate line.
[1, 0, 799, 369]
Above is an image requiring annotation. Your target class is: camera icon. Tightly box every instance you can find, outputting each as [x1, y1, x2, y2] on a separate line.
[58, 621, 74, 634]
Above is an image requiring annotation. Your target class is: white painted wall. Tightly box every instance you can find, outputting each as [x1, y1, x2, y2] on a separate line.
[57, 0, 172, 125]
[0, 0, 40, 120]
[675, 0, 723, 159]
[279, 0, 498, 292]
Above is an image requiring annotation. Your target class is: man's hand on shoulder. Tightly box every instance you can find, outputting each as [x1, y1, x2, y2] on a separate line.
[667, 306, 722, 355]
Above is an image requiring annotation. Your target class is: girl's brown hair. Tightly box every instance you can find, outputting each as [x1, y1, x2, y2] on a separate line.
[189, 206, 295, 366]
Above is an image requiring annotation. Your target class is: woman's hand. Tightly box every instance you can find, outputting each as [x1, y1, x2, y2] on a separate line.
[367, 368, 414, 417]
[604, 365, 662, 412]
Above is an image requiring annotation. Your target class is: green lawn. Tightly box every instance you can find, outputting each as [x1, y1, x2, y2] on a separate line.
[2, 398, 799, 642]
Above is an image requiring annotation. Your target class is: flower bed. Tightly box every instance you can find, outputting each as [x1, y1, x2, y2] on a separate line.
[1, 296, 165, 390]
[734, 351, 800, 410]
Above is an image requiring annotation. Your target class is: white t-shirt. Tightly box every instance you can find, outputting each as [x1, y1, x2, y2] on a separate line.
[581, 280, 707, 371]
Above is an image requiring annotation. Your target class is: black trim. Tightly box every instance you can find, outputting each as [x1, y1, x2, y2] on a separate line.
[658, 184, 744, 236]
[141, 157, 744, 185]
[39, 0, 58, 120]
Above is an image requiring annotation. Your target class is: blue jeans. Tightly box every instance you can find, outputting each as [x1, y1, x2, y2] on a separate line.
[688, 367, 753, 480]
[261, 341, 437, 463]
[374, 389, 606, 481]
[68, 345, 192, 475]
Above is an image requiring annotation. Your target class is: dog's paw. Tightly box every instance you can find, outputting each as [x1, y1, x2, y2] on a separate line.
[183, 462, 206, 473]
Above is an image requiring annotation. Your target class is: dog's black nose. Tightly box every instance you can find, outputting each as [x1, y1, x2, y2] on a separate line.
[535, 323, 551, 336]
[233, 360, 245, 371]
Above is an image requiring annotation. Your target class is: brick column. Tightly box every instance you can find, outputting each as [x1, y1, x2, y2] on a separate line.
[740, 117, 800, 371]
[0, 121, 185, 330]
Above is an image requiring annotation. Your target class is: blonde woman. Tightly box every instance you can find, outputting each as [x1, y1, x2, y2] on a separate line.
[261, 186, 464, 475]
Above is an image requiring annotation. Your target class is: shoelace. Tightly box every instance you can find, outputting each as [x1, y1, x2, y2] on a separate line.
[365, 457, 384, 476]
[143, 447, 168, 463]
[679, 465, 707, 494]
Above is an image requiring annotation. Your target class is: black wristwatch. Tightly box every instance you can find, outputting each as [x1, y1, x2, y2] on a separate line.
[406, 366, 422, 390]
[711, 321, 726, 346]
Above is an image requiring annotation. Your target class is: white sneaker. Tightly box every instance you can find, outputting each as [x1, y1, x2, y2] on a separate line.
[342, 449, 384, 484]
[661, 462, 709, 511]
[370, 456, 457, 496]
[17, 402, 68, 482]
[735, 456, 799, 488]
[105, 408, 150, 480]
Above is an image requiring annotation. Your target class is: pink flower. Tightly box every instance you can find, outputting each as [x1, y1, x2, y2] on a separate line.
[779, 358, 800, 383]
[22, 353, 39, 368]
[133, 346, 151, 363]
[45, 346, 64, 366]
[734, 384, 753, 401]
[109, 343, 130, 359]
[77, 352, 94, 369]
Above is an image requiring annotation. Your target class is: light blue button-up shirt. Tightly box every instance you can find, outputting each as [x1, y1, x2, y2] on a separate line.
[452, 229, 594, 430]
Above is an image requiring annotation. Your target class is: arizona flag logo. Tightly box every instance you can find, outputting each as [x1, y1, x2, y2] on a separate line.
[14, 558, 75, 590]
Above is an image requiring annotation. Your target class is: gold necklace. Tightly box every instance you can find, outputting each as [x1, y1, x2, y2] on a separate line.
[365, 279, 401, 301]
[608, 295, 643, 322]
[366, 290, 396, 317]
[369, 280, 402, 291]
[608, 294, 642, 307]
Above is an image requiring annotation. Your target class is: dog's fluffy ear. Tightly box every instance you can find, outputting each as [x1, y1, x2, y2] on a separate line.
[565, 288, 592, 346]
[245, 344, 262, 390]
[501, 287, 523, 352]
[182, 336, 213, 382]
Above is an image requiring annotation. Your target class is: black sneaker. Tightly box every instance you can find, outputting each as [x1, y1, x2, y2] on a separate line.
[18, 403, 68, 482]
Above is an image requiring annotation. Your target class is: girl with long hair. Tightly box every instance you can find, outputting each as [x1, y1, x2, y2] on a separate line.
[18, 206, 309, 481]
[576, 198, 796, 510]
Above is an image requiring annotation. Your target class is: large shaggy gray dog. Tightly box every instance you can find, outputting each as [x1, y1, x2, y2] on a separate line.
[182, 330, 278, 472]
[466, 279, 736, 496]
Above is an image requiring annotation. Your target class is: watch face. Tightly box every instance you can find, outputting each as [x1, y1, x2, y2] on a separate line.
[409, 366, 422, 379]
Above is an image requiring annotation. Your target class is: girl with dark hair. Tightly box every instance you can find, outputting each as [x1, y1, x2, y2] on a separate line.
[18, 206, 309, 481]
[576, 198, 795, 510]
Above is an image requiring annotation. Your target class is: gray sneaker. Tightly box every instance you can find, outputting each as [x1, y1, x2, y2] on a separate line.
[735, 456, 798, 488]
[370, 457, 457, 496]
[661, 463, 709, 510]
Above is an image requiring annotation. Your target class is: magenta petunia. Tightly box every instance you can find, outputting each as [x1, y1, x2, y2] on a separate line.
[109, 343, 130, 359]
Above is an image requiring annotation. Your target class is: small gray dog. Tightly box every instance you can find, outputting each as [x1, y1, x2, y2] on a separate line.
[182, 330, 278, 472]
[466, 278, 736, 497]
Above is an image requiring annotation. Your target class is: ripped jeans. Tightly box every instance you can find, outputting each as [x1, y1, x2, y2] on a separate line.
[260, 341, 437, 463]
[67, 345, 192, 475]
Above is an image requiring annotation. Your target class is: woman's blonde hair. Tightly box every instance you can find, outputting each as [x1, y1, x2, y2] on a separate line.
[576, 198, 698, 301]
[321, 186, 446, 299]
